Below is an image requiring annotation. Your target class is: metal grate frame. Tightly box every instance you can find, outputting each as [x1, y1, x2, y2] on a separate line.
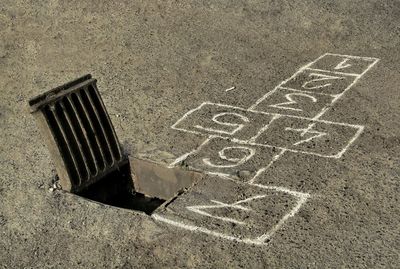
[29, 74, 127, 193]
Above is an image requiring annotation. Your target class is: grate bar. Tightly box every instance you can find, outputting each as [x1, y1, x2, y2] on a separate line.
[66, 95, 99, 175]
[51, 104, 84, 185]
[83, 86, 115, 167]
[88, 84, 122, 161]
[78, 89, 112, 167]
[60, 98, 93, 179]
[43, 106, 80, 187]
[74, 91, 107, 172]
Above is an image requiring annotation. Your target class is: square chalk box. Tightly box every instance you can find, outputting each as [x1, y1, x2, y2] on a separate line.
[153, 175, 309, 245]
[176, 136, 281, 182]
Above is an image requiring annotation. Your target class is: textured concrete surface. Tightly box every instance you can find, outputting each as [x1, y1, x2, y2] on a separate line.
[1, 0, 399, 268]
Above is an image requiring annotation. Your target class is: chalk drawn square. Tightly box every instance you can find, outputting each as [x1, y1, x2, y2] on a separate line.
[253, 87, 335, 118]
[153, 176, 309, 245]
[307, 53, 379, 76]
[252, 115, 364, 158]
[172, 102, 275, 142]
[281, 69, 357, 95]
[180, 136, 280, 182]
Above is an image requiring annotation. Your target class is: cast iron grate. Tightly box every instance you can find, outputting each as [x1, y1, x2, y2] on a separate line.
[29, 74, 127, 193]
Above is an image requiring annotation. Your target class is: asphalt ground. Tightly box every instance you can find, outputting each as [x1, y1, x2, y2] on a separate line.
[0, 1, 399, 268]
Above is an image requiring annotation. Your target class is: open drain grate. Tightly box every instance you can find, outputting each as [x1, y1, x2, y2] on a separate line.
[30, 75, 202, 214]
[29, 74, 127, 193]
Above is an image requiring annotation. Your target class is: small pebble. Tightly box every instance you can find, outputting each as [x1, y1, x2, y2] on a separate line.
[237, 170, 252, 179]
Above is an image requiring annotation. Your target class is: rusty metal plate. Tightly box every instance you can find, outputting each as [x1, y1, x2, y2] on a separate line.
[131, 158, 203, 200]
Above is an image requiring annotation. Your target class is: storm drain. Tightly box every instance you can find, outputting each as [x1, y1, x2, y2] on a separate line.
[29, 74, 126, 193]
[29, 75, 200, 214]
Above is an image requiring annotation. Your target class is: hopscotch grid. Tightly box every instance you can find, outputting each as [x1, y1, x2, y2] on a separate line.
[161, 52, 378, 245]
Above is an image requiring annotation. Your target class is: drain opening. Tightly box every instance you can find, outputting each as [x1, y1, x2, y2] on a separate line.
[30, 75, 202, 214]
[77, 161, 165, 215]
[68, 158, 201, 214]
[75, 158, 202, 214]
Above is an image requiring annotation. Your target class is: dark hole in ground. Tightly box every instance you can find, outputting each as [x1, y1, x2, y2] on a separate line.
[77, 161, 165, 215]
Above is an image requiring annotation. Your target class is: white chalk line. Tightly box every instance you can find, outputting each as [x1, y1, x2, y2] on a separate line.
[152, 213, 266, 245]
[305, 68, 360, 77]
[175, 101, 364, 128]
[230, 136, 356, 159]
[195, 112, 250, 136]
[311, 56, 379, 121]
[324, 52, 379, 61]
[225, 86, 236, 92]
[167, 137, 213, 168]
[247, 148, 287, 184]
[248, 114, 282, 143]
[278, 86, 339, 97]
[253, 194, 308, 243]
[268, 92, 318, 112]
[359, 58, 380, 76]
[311, 59, 379, 121]
[248, 53, 328, 110]
[318, 53, 379, 77]
[206, 171, 310, 198]
[186, 195, 266, 226]
[170, 102, 207, 131]
[252, 53, 379, 115]
[202, 148, 286, 185]
[333, 125, 365, 158]
[203, 145, 255, 168]
[334, 58, 352, 70]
